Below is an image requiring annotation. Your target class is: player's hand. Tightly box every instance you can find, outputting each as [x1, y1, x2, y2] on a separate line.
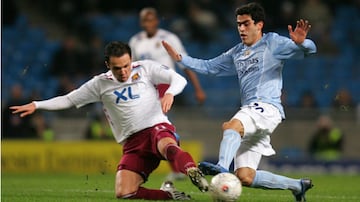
[10, 102, 36, 117]
[161, 93, 174, 113]
[288, 19, 311, 45]
[162, 40, 182, 62]
[195, 89, 206, 105]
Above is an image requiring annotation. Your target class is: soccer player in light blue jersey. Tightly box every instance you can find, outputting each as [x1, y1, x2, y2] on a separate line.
[162, 2, 317, 202]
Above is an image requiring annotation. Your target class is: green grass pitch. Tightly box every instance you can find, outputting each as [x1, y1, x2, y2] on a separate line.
[2, 172, 360, 201]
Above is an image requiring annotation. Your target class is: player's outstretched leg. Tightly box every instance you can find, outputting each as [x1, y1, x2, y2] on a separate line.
[292, 179, 314, 202]
[198, 161, 229, 176]
[160, 181, 191, 200]
[250, 170, 313, 202]
[164, 144, 209, 192]
[186, 167, 209, 192]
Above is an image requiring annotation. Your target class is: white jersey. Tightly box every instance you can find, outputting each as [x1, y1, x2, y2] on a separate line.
[66, 60, 187, 143]
[129, 28, 187, 71]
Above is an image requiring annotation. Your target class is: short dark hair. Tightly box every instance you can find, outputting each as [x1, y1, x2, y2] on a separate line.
[139, 7, 158, 19]
[235, 2, 265, 24]
[104, 41, 131, 62]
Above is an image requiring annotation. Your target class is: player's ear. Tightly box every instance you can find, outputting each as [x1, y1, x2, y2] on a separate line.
[105, 61, 110, 69]
[256, 21, 264, 34]
[256, 21, 264, 29]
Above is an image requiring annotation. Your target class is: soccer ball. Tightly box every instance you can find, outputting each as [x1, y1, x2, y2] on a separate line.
[209, 173, 242, 202]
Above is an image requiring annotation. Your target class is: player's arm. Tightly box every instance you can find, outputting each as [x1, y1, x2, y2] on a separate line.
[185, 71, 206, 104]
[150, 62, 187, 113]
[183, 68, 206, 104]
[162, 68, 187, 113]
[169, 36, 207, 104]
[10, 95, 74, 117]
[272, 20, 316, 60]
[128, 37, 139, 61]
[10, 77, 100, 117]
[162, 40, 236, 76]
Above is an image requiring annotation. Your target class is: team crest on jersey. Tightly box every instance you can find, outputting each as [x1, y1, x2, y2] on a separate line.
[243, 50, 251, 56]
[131, 73, 140, 81]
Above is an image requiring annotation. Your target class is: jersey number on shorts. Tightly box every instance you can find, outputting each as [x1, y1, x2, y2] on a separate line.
[114, 87, 140, 103]
[252, 103, 264, 113]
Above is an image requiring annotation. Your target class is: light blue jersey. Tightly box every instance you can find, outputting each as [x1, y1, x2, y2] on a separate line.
[180, 32, 316, 118]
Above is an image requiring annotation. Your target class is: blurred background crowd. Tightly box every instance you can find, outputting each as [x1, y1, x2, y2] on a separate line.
[2, 0, 360, 161]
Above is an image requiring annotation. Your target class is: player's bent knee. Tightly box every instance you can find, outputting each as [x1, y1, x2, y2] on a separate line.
[222, 120, 244, 136]
[115, 191, 124, 199]
[238, 175, 254, 186]
[115, 187, 137, 199]
[115, 179, 140, 199]
[235, 168, 256, 187]
[222, 122, 235, 133]
[115, 170, 143, 199]
[222, 121, 230, 130]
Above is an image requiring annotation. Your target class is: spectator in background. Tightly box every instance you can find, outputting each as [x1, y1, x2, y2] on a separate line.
[297, 90, 319, 119]
[298, 0, 338, 56]
[31, 113, 55, 141]
[83, 35, 106, 76]
[272, 0, 298, 29]
[50, 35, 87, 95]
[50, 35, 100, 118]
[332, 88, 355, 111]
[2, 84, 54, 140]
[28, 89, 55, 141]
[298, 0, 332, 40]
[186, 1, 220, 44]
[2, 84, 37, 139]
[129, 7, 206, 105]
[308, 115, 344, 161]
[298, 90, 318, 109]
[85, 114, 113, 140]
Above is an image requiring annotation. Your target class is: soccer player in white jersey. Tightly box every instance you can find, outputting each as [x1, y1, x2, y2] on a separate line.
[10, 41, 209, 200]
[162, 2, 317, 202]
[129, 7, 206, 104]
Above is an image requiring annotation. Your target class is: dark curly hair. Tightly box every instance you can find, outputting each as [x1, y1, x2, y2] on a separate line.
[104, 41, 132, 63]
[235, 2, 265, 24]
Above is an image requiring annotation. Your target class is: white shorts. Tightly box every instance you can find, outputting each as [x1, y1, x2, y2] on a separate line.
[232, 102, 282, 170]
[235, 148, 262, 170]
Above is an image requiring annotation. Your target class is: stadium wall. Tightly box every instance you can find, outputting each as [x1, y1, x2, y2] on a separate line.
[1, 140, 203, 174]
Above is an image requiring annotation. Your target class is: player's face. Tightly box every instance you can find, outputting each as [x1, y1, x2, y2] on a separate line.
[140, 12, 159, 37]
[106, 54, 132, 82]
[237, 14, 263, 46]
